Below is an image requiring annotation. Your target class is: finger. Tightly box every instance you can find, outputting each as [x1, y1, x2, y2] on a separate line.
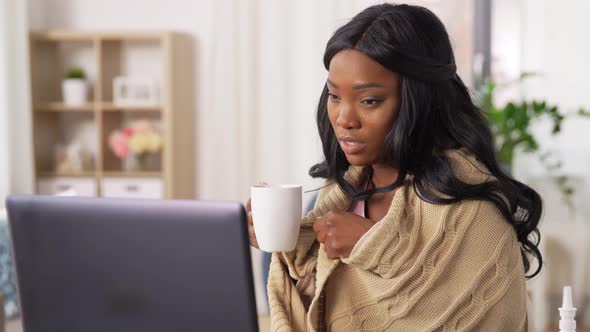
[247, 214, 259, 248]
[313, 216, 325, 234]
[325, 210, 341, 226]
[248, 222, 255, 238]
[324, 242, 337, 260]
[246, 198, 251, 212]
[247, 211, 254, 226]
[316, 229, 327, 243]
[248, 223, 257, 239]
[249, 229, 259, 248]
[322, 211, 336, 227]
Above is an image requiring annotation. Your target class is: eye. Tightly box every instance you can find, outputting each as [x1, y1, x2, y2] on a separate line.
[361, 98, 383, 107]
[328, 93, 340, 101]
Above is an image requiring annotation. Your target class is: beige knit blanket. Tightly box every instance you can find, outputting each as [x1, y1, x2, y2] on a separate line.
[267, 150, 528, 331]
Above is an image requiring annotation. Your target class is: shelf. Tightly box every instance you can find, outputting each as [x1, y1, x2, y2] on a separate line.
[100, 102, 161, 112]
[102, 171, 162, 178]
[35, 102, 95, 112]
[38, 171, 162, 178]
[30, 31, 96, 42]
[30, 30, 168, 42]
[38, 171, 97, 178]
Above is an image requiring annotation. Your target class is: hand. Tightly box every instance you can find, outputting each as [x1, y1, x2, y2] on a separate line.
[313, 210, 376, 260]
[246, 198, 259, 249]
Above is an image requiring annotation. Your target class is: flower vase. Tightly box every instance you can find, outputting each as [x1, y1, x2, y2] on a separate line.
[136, 154, 147, 171]
[124, 154, 148, 172]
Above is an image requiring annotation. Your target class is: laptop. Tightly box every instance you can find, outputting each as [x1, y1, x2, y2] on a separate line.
[5, 195, 259, 332]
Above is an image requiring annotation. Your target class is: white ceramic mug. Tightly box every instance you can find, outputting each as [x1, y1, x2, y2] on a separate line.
[250, 184, 302, 252]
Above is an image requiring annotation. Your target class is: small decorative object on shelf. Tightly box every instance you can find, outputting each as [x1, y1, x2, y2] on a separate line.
[54, 142, 84, 173]
[62, 66, 88, 106]
[113, 76, 160, 107]
[108, 120, 163, 171]
[53, 121, 96, 174]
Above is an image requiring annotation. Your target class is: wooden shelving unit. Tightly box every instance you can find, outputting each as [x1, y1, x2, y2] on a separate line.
[35, 102, 96, 111]
[100, 102, 161, 112]
[29, 30, 195, 199]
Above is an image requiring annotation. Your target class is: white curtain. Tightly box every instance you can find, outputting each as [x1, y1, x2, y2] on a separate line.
[0, 0, 33, 207]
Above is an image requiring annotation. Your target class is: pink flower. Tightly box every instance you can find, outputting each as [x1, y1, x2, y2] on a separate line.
[123, 127, 135, 137]
[108, 131, 129, 158]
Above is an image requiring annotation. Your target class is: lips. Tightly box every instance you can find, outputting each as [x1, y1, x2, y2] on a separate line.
[338, 136, 367, 154]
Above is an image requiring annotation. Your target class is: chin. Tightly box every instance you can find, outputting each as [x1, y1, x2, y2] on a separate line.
[344, 155, 373, 167]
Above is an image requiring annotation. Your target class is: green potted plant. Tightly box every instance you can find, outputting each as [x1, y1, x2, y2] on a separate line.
[62, 67, 88, 105]
[475, 73, 589, 205]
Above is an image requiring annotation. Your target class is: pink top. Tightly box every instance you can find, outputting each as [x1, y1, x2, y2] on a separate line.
[349, 179, 369, 217]
[349, 196, 366, 217]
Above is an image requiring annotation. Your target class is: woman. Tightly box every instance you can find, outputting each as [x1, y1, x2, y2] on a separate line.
[248, 3, 542, 331]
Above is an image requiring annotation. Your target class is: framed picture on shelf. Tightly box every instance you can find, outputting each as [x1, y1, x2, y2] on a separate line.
[113, 76, 160, 107]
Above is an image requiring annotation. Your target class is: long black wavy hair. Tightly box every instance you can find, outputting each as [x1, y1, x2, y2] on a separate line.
[308, 3, 542, 278]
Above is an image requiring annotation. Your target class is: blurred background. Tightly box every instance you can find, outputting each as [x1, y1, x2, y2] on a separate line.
[0, 0, 588, 331]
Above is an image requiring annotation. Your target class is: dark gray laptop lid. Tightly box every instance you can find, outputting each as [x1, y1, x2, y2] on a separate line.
[6, 195, 258, 332]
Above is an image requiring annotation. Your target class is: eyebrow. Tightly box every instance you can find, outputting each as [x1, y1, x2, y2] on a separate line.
[327, 79, 386, 90]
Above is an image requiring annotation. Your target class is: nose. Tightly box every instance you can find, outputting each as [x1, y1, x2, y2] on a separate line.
[335, 106, 360, 130]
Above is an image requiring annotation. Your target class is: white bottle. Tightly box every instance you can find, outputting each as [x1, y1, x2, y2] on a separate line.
[559, 286, 576, 332]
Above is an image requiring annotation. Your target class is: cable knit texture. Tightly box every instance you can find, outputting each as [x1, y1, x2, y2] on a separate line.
[267, 150, 528, 331]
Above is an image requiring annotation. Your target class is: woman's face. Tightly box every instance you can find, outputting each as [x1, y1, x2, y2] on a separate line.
[327, 49, 401, 166]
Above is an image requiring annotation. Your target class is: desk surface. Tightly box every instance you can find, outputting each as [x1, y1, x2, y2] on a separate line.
[6, 316, 271, 332]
